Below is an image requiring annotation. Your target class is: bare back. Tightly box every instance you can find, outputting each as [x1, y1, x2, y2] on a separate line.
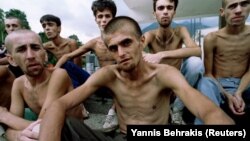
[145, 27, 184, 69]
[205, 25, 250, 78]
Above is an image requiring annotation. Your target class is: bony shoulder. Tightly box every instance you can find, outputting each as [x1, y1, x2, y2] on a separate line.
[43, 41, 56, 48]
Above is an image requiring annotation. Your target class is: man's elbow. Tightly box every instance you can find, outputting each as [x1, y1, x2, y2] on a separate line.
[203, 108, 235, 125]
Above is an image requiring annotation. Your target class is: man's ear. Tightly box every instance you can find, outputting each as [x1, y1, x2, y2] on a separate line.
[153, 11, 156, 19]
[139, 35, 146, 50]
[6, 53, 18, 67]
[220, 8, 225, 17]
[140, 35, 145, 44]
[58, 26, 61, 34]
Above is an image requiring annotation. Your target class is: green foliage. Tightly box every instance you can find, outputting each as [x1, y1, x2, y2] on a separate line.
[0, 8, 31, 44]
[68, 34, 82, 47]
[0, 8, 5, 44]
[38, 32, 49, 43]
[5, 9, 31, 30]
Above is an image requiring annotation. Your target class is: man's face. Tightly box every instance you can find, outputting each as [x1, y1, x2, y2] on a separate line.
[95, 9, 113, 31]
[221, 0, 250, 26]
[8, 32, 46, 77]
[154, 0, 176, 28]
[103, 25, 142, 72]
[41, 21, 60, 39]
[4, 18, 22, 34]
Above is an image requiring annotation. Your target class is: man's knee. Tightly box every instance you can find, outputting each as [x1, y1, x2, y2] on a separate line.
[183, 57, 204, 73]
[198, 77, 221, 106]
[182, 57, 204, 87]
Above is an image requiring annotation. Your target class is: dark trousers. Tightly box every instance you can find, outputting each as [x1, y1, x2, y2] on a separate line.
[62, 61, 90, 88]
[62, 117, 126, 141]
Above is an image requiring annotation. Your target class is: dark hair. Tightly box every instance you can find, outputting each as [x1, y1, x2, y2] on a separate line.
[103, 16, 142, 39]
[40, 14, 61, 26]
[91, 0, 117, 17]
[5, 16, 23, 27]
[153, 0, 179, 11]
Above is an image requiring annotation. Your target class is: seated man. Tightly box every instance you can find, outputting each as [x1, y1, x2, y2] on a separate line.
[143, 0, 204, 124]
[195, 0, 250, 125]
[0, 16, 25, 140]
[55, 0, 119, 132]
[39, 16, 234, 141]
[40, 14, 90, 88]
[0, 29, 87, 141]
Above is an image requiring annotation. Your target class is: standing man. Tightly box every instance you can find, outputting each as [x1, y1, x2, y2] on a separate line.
[1, 29, 86, 140]
[55, 0, 118, 132]
[195, 0, 250, 124]
[39, 16, 234, 141]
[143, 0, 204, 124]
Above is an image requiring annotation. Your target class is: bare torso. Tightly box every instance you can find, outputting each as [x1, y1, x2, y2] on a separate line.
[14, 68, 86, 119]
[105, 63, 173, 133]
[19, 69, 52, 114]
[43, 39, 74, 60]
[92, 37, 116, 67]
[211, 26, 250, 78]
[146, 27, 183, 69]
[0, 65, 15, 109]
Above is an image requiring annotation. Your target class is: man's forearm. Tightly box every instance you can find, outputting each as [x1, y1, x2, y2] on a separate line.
[39, 102, 66, 141]
[160, 47, 201, 59]
[236, 71, 250, 96]
[0, 111, 31, 130]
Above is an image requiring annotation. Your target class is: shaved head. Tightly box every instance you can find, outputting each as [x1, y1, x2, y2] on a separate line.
[5, 29, 42, 54]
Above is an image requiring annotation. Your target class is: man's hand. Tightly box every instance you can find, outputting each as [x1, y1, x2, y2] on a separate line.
[226, 92, 245, 115]
[18, 119, 41, 141]
[0, 106, 8, 122]
[143, 53, 163, 64]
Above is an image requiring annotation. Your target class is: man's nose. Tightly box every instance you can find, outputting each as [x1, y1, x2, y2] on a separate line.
[26, 48, 35, 59]
[118, 47, 125, 57]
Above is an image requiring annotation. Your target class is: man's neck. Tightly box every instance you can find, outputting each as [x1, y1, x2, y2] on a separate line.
[225, 24, 246, 35]
[25, 69, 48, 87]
[120, 59, 147, 81]
[50, 36, 63, 46]
[156, 26, 173, 43]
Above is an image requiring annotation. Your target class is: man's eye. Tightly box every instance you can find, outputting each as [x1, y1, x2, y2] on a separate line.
[109, 46, 117, 52]
[122, 39, 132, 47]
[16, 48, 26, 53]
[98, 15, 103, 19]
[157, 6, 165, 11]
[241, 1, 250, 7]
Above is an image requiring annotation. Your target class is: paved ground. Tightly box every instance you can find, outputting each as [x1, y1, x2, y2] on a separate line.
[83, 94, 113, 130]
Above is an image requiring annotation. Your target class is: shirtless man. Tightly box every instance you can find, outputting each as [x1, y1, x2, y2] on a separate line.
[0, 30, 85, 141]
[195, 0, 250, 124]
[1, 17, 24, 65]
[0, 17, 24, 140]
[0, 16, 24, 108]
[40, 14, 81, 67]
[40, 14, 90, 88]
[143, 0, 204, 124]
[55, 0, 118, 131]
[39, 16, 234, 141]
